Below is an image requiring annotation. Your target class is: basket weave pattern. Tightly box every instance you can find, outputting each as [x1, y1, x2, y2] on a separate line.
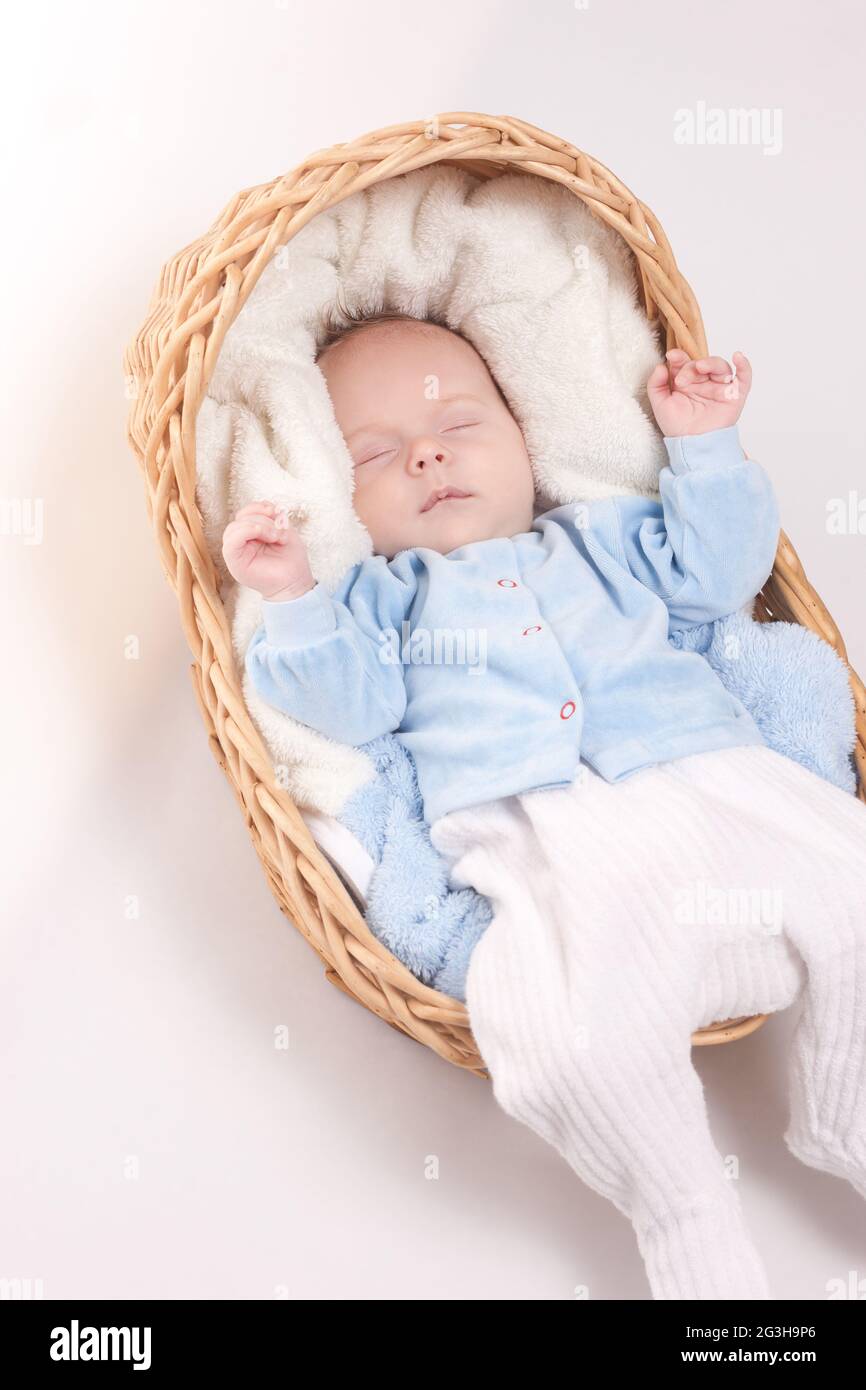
[123, 113, 866, 1080]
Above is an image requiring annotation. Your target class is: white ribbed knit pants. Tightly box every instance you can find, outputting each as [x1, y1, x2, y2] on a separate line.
[429, 743, 866, 1300]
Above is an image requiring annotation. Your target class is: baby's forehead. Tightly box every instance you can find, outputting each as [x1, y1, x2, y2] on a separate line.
[346, 319, 473, 362]
[320, 318, 515, 433]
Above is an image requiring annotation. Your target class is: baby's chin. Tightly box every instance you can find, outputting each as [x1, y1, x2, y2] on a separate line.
[385, 506, 499, 558]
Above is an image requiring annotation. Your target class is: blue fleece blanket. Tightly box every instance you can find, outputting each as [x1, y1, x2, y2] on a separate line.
[338, 610, 859, 1002]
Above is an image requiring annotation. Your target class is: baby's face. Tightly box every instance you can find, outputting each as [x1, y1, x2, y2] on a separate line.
[318, 322, 536, 559]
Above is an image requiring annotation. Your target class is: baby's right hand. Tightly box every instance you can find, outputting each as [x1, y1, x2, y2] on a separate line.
[221, 500, 315, 602]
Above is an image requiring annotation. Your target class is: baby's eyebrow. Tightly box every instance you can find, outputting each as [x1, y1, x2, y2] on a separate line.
[346, 395, 485, 444]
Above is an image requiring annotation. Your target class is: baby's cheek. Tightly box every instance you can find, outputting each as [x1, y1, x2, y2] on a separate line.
[354, 474, 399, 542]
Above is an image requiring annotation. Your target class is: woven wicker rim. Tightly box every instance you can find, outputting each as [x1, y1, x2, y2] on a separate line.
[123, 112, 866, 1080]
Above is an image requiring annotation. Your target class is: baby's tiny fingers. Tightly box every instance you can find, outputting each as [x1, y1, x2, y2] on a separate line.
[694, 356, 733, 381]
[226, 517, 281, 549]
[249, 518, 283, 541]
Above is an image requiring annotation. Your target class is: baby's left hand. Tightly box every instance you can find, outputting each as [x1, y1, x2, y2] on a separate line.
[646, 348, 751, 437]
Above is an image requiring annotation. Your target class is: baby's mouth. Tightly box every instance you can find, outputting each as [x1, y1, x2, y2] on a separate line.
[421, 486, 473, 513]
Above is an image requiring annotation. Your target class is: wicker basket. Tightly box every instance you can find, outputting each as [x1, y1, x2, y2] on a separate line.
[122, 112, 866, 1080]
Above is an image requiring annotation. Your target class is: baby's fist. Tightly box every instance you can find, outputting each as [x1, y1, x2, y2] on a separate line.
[647, 349, 752, 437]
[222, 501, 315, 602]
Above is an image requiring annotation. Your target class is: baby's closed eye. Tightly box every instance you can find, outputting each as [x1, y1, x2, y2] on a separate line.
[356, 445, 397, 466]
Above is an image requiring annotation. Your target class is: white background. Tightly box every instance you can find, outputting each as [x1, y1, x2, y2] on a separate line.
[2, 0, 865, 1300]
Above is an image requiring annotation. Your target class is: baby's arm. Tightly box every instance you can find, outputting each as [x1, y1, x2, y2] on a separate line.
[581, 348, 780, 629]
[591, 423, 781, 630]
[222, 500, 412, 744]
[244, 577, 411, 744]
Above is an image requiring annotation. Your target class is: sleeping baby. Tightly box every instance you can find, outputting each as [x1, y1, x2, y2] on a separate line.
[222, 312, 866, 1301]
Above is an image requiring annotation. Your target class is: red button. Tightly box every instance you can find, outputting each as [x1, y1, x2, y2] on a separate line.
[497, 578, 518, 588]
[560, 700, 576, 720]
[522, 625, 542, 635]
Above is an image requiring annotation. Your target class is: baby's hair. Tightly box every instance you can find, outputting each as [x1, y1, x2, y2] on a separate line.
[314, 301, 511, 410]
[315, 303, 449, 356]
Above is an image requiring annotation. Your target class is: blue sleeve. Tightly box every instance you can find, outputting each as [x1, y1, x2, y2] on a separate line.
[583, 424, 780, 632]
[244, 563, 414, 745]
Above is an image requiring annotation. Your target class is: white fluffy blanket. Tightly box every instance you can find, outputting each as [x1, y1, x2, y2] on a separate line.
[195, 165, 669, 815]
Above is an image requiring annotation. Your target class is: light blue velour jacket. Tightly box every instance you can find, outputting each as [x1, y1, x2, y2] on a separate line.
[246, 424, 781, 826]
